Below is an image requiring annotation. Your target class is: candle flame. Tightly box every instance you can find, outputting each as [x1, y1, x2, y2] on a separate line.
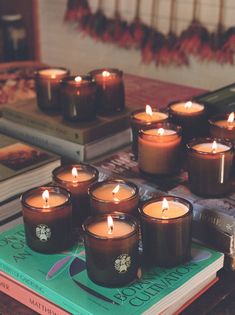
[162, 198, 169, 212]
[51, 74, 56, 79]
[227, 112, 234, 123]
[102, 70, 110, 78]
[72, 167, 78, 179]
[157, 128, 165, 136]
[42, 190, 49, 207]
[145, 104, 153, 117]
[211, 141, 217, 153]
[107, 215, 114, 235]
[75, 76, 82, 82]
[112, 184, 120, 195]
[185, 101, 192, 109]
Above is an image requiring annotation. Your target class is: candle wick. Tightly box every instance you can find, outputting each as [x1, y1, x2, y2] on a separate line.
[162, 207, 168, 215]
[211, 148, 216, 154]
[108, 225, 113, 235]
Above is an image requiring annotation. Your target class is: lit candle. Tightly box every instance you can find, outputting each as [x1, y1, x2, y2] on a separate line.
[209, 112, 235, 141]
[130, 105, 169, 158]
[89, 68, 125, 116]
[83, 213, 139, 287]
[138, 123, 182, 175]
[52, 164, 99, 227]
[21, 186, 72, 253]
[168, 100, 207, 143]
[187, 138, 234, 197]
[89, 179, 139, 215]
[60, 75, 97, 122]
[139, 196, 192, 267]
[35, 67, 70, 112]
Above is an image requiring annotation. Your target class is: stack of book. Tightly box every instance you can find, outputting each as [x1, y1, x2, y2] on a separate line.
[0, 98, 132, 162]
[94, 149, 235, 271]
[0, 133, 60, 231]
[0, 224, 224, 315]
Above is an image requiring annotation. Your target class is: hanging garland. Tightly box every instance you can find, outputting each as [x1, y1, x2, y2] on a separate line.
[64, 0, 235, 66]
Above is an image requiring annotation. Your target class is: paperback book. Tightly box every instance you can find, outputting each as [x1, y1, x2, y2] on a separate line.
[0, 118, 132, 162]
[0, 133, 60, 204]
[0, 224, 224, 315]
[2, 99, 131, 144]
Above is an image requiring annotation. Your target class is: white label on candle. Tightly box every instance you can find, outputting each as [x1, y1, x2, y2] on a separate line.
[36, 224, 51, 242]
[114, 254, 131, 273]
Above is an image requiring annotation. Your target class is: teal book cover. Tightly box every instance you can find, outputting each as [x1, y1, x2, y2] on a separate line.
[0, 224, 224, 315]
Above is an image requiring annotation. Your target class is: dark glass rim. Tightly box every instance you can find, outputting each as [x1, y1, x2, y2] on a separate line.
[83, 212, 138, 240]
[60, 74, 96, 86]
[52, 164, 99, 185]
[139, 122, 182, 137]
[89, 179, 139, 204]
[35, 67, 70, 77]
[139, 195, 193, 221]
[209, 113, 234, 128]
[186, 137, 233, 154]
[21, 185, 72, 211]
[89, 68, 123, 77]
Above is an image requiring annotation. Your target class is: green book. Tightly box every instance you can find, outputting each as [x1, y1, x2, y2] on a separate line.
[0, 224, 224, 315]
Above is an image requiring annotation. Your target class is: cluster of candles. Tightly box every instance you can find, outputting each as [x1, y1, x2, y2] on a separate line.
[35, 67, 125, 119]
[131, 103, 234, 197]
[21, 164, 192, 287]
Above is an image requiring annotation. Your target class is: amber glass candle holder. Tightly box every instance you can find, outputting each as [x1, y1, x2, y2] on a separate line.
[130, 107, 169, 159]
[35, 67, 70, 113]
[187, 137, 234, 197]
[60, 75, 97, 122]
[168, 100, 208, 143]
[139, 196, 192, 267]
[52, 164, 99, 228]
[83, 212, 140, 287]
[209, 112, 235, 141]
[138, 122, 182, 176]
[89, 68, 125, 116]
[21, 186, 72, 253]
[89, 179, 139, 216]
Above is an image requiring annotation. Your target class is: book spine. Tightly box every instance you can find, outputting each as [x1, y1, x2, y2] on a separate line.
[0, 272, 70, 315]
[192, 220, 235, 255]
[0, 118, 84, 162]
[0, 261, 88, 315]
[193, 205, 235, 236]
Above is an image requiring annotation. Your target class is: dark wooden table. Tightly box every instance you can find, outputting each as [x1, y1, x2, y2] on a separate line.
[1, 71, 234, 314]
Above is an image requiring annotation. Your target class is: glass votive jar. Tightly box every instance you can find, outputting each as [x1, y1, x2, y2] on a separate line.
[35, 67, 70, 113]
[60, 75, 97, 122]
[168, 100, 208, 143]
[186, 137, 234, 197]
[82, 212, 140, 287]
[21, 186, 72, 253]
[139, 196, 192, 267]
[130, 105, 169, 159]
[89, 179, 139, 216]
[89, 68, 125, 116]
[209, 112, 235, 141]
[52, 164, 99, 228]
[138, 122, 182, 176]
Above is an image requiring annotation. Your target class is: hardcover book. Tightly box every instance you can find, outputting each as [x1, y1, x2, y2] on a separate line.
[0, 224, 224, 315]
[2, 99, 131, 145]
[94, 150, 235, 262]
[0, 133, 60, 204]
[193, 82, 235, 115]
[0, 118, 132, 162]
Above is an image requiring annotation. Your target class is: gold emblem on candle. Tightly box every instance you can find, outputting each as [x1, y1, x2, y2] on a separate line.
[114, 254, 131, 273]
